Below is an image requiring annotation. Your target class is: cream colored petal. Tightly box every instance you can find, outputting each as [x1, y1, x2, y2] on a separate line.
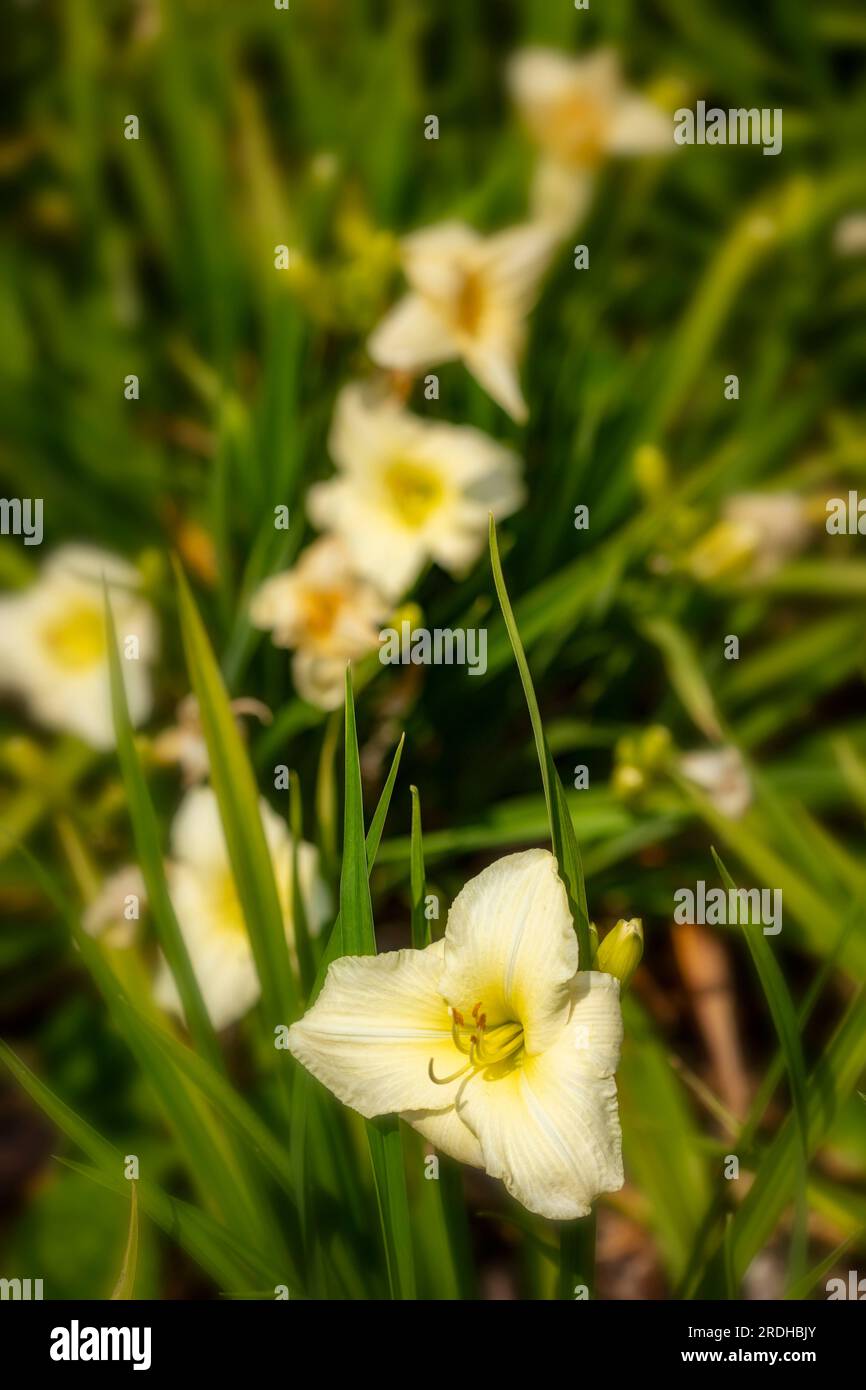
[368, 292, 460, 372]
[478, 223, 557, 318]
[158, 863, 261, 1030]
[439, 849, 577, 1055]
[249, 572, 305, 643]
[288, 940, 468, 1119]
[458, 980, 624, 1219]
[338, 515, 428, 599]
[400, 221, 480, 299]
[170, 786, 229, 870]
[306, 475, 356, 539]
[507, 47, 581, 114]
[463, 342, 528, 424]
[530, 159, 596, 236]
[608, 95, 672, 155]
[327, 383, 406, 475]
[291, 650, 348, 710]
[565, 971, 624, 1078]
[403, 1104, 485, 1168]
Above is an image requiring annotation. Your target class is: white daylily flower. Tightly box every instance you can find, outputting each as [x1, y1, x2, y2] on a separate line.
[250, 536, 388, 709]
[508, 48, 671, 234]
[688, 492, 811, 584]
[307, 384, 524, 599]
[0, 545, 157, 749]
[680, 746, 752, 820]
[289, 848, 624, 1220]
[154, 787, 331, 1031]
[368, 221, 556, 422]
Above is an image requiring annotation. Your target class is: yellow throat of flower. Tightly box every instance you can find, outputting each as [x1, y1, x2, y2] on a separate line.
[546, 91, 609, 166]
[211, 870, 248, 938]
[453, 268, 488, 336]
[302, 587, 345, 642]
[430, 1002, 525, 1086]
[40, 601, 106, 671]
[382, 458, 445, 529]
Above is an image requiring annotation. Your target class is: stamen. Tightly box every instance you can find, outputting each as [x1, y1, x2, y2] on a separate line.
[438, 999, 525, 1087]
[428, 1057, 471, 1085]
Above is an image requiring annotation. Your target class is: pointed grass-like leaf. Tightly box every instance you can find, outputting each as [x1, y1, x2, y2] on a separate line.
[712, 848, 809, 1158]
[489, 518, 591, 964]
[339, 666, 376, 957]
[340, 667, 415, 1298]
[0, 1042, 275, 1294]
[289, 770, 315, 995]
[174, 559, 298, 1026]
[117, 998, 298, 1203]
[61, 1158, 284, 1294]
[785, 1234, 859, 1301]
[110, 1182, 139, 1299]
[17, 840, 277, 1253]
[409, 785, 429, 950]
[105, 590, 222, 1073]
[309, 728, 406, 1000]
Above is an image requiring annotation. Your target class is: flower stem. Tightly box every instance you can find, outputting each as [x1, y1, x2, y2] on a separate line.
[558, 1212, 596, 1300]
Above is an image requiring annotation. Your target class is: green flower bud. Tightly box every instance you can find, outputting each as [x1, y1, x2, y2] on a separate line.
[596, 918, 644, 989]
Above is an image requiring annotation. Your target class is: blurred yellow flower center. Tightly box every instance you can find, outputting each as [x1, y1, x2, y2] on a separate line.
[302, 587, 344, 641]
[41, 602, 106, 671]
[548, 92, 608, 165]
[454, 268, 487, 335]
[383, 459, 445, 528]
[212, 870, 246, 938]
[429, 1002, 525, 1085]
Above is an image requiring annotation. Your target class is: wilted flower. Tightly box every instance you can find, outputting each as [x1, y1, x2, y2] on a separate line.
[0, 545, 157, 749]
[152, 693, 271, 784]
[508, 48, 671, 234]
[368, 221, 556, 422]
[154, 787, 330, 1031]
[687, 492, 811, 583]
[679, 746, 752, 820]
[250, 536, 388, 709]
[289, 849, 623, 1220]
[307, 383, 523, 599]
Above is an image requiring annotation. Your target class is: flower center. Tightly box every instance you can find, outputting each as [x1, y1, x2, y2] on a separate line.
[382, 458, 445, 529]
[211, 870, 247, 938]
[549, 92, 609, 166]
[454, 268, 487, 335]
[302, 587, 344, 642]
[429, 1002, 525, 1086]
[40, 601, 106, 671]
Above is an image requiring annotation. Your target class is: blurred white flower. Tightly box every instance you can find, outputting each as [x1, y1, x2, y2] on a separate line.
[289, 848, 624, 1220]
[508, 48, 671, 234]
[153, 693, 271, 784]
[368, 221, 556, 422]
[306, 383, 523, 600]
[154, 787, 330, 1031]
[688, 492, 811, 583]
[0, 545, 157, 749]
[83, 865, 146, 949]
[250, 535, 388, 710]
[680, 746, 752, 820]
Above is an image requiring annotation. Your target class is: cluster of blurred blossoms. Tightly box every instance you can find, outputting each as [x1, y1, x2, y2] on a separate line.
[0, 46, 796, 1051]
[248, 47, 676, 710]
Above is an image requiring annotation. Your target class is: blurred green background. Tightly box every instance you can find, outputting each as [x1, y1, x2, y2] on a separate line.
[1, 0, 866, 1299]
